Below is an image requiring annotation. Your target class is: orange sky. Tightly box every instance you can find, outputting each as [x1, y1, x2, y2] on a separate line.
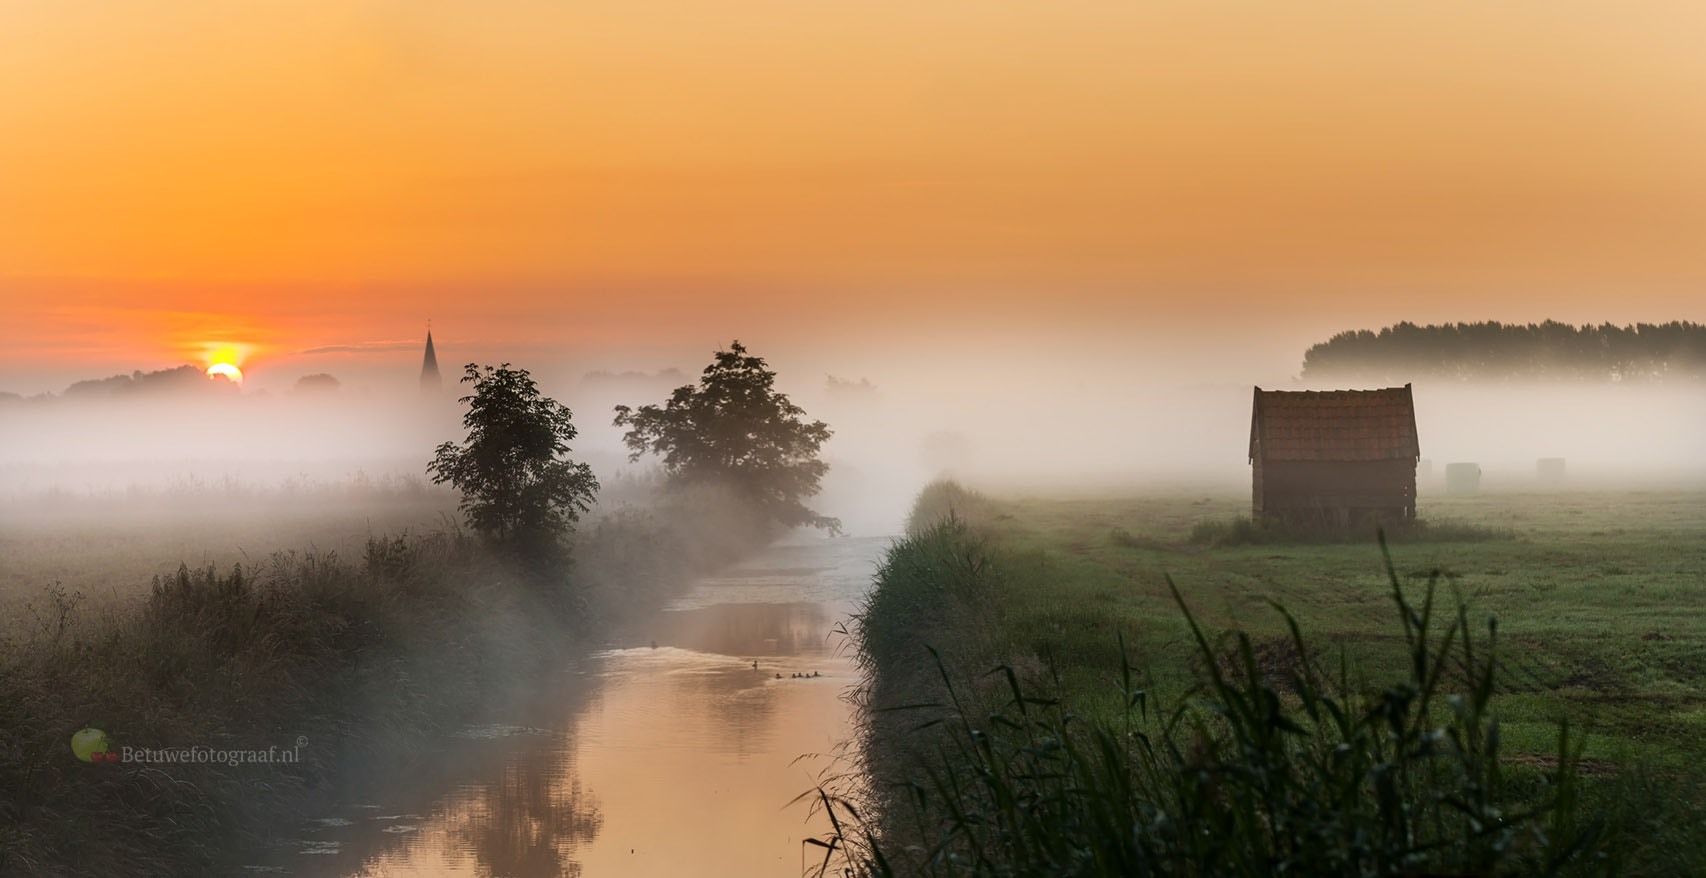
[3, 1, 1705, 393]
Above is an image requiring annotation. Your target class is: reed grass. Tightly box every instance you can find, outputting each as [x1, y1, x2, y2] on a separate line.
[815, 518, 1611, 877]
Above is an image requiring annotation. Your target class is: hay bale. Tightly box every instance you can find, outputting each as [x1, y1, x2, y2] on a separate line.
[1445, 462, 1481, 494]
[1537, 457, 1566, 486]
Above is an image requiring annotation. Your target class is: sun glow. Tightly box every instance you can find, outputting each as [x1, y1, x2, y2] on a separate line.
[200, 341, 252, 386]
[206, 362, 243, 384]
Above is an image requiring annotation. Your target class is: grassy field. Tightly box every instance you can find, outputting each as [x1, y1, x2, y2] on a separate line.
[0, 482, 461, 623]
[818, 484, 1706, 872]
[955, 488, 1706, 767]
[821, 482, 1706, 875]
[2, 503, 459, 606]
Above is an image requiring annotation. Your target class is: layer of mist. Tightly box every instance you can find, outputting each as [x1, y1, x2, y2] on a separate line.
[5, 348, 1704, 543]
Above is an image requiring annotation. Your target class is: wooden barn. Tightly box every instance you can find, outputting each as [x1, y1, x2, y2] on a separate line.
[1249, 384, 1420, 526]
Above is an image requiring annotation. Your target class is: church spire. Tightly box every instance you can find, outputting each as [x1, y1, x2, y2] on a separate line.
[420, 327, 442, 392]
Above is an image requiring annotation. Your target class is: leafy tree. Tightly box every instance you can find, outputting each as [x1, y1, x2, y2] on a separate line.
[292, 373, 341, 394]
[613, 341, 840, 533]
[429, 364, 599, 551]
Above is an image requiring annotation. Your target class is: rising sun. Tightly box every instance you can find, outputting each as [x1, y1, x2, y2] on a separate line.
[207, 362, 244, 384]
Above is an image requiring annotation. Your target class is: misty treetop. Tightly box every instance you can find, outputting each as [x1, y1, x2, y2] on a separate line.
[1301, 320, 1706, 383]
[429, 363, 598, 552]
[292, 373, 341, 394]
[614, 341, 840, 533]
[64, 364, 239, 398]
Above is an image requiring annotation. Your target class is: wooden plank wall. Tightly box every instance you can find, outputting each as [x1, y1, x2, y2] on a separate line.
[1256, 459, 1416, 521]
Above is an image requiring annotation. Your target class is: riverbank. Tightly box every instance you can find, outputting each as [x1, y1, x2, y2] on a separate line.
[830, 481, 1706, 875]
[0, 488, 772, 877]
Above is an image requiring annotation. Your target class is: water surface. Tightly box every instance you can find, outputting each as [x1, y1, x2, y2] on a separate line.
[243, 535, 888, 877]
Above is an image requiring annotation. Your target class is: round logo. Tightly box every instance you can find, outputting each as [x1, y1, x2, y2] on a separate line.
[71, 728, 111, 763]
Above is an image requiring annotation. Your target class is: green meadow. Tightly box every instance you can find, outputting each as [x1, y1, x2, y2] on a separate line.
[828, 483, 1706, 875]
[957, 488, 1706, 765]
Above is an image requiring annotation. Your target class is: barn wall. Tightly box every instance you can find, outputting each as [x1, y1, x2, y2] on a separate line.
[1253, 457, 1265, 514]
[1256, 458, 1416, 522]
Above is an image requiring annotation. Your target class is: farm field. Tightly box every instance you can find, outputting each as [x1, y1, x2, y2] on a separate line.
[0, 490, 461, 627]
[956, 488, 1706, 767]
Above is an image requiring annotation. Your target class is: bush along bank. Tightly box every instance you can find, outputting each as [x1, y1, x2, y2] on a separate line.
[0, 489, 773, 877]
[816, 481, 1613, 877]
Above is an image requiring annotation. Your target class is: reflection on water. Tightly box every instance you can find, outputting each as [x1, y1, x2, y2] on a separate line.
[347, 743, 605, 878]
[243, 535, 887, 877]
[444, 754, 602, 878]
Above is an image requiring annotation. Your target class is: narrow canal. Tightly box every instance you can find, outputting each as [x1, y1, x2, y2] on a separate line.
[243, 534, 890, 877]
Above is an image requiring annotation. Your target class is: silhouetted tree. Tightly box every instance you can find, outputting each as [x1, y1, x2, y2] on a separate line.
[429, 364, 598, 553]
[292, 373, 341, 394]
[63, 365, 231, 397]
[613, 341, 839, 533]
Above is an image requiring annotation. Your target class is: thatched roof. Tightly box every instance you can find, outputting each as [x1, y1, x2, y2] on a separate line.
[1249, 384, 1419, 462]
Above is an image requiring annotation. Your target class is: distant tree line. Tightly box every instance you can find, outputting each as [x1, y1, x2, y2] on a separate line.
[0, 366, 347, 404]
[1301, 320, 1706, 383]
[64, 365, 228, 397]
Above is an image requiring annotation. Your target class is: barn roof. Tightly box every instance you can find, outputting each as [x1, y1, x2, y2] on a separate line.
[1250, 384, 1419, 462]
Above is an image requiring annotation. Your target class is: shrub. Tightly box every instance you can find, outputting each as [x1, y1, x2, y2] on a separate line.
[905, 480, 995, 538]
[1189, 515, 1274, 546]
[855, 516, 1001, 678]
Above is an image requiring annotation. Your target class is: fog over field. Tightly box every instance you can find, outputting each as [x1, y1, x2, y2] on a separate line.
[6, 335, 1704, 542]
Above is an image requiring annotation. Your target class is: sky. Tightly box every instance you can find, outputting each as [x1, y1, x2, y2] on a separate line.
[3, 0, 1705, 395]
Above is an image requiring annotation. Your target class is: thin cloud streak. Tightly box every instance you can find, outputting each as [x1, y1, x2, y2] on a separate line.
[300, 341, 424, 355]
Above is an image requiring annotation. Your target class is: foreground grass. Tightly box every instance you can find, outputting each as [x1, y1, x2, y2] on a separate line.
[825, 483, 1706, 875]
[0, 489, 770, 877]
